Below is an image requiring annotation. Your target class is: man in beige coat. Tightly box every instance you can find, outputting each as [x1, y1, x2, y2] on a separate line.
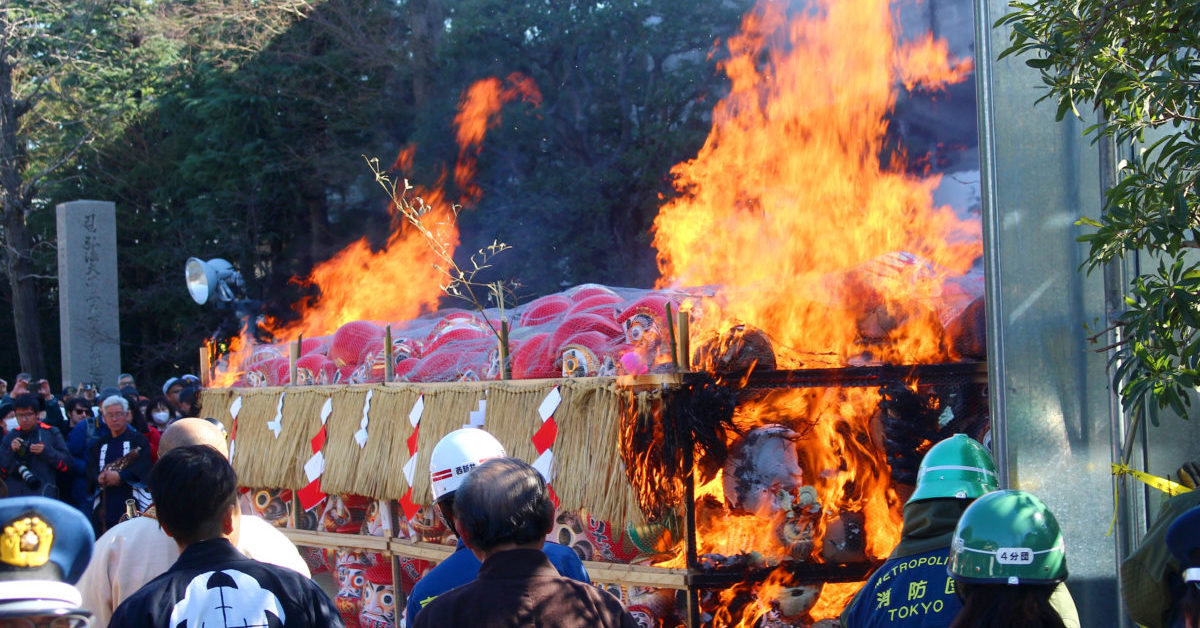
[76, 418, 310, 626]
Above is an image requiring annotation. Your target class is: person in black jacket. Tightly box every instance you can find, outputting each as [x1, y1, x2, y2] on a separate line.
[0, 393, 71, 498]
[109, 444, 344, 628]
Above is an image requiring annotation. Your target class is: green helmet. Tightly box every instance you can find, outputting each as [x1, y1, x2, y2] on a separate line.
[907, 434, 998, 504]
[949, 490, 1068, 585]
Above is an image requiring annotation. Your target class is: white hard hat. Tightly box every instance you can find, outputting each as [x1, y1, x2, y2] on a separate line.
[429, 428, 506, 503]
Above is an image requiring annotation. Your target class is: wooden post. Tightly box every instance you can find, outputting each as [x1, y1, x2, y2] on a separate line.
[289, 339, 300, 385]
[684, 424, 700, 627]
[388, 500, 405, 610]
[665, 303, 680, 371]
[498, 320, 510, 380]
[676, 311, 690, 373]
[384, 325, 395, 383]
[199, 346, 212, 387]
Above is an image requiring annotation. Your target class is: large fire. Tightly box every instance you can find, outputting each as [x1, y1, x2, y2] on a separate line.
[648, 0, 978, 624]
[209, 75, 540, 387]
[203, 0, 980, 623]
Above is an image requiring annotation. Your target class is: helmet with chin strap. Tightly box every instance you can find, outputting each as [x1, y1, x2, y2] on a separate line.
[949, 489, 1067, 585]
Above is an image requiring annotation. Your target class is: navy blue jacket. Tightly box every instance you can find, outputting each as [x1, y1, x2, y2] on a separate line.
[840, 548, 961, 628]
[405, 539, 589, 627]
[110, 538, 344, 628]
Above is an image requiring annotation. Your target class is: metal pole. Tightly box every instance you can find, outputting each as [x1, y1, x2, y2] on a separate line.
[972, 0, 1011, 487]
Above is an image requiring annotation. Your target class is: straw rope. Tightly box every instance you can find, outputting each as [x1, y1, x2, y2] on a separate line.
[408, 386, 488, 502]
[372, 386, 422, 499]
[210, 379, 646, 524]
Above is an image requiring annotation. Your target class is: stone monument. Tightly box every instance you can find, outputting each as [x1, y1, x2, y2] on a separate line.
[57, 200, 120, 390]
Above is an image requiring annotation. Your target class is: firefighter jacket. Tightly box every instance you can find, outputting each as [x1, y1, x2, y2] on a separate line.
[1122, 489, 1200, 628]
[841, 498, 1080, 628]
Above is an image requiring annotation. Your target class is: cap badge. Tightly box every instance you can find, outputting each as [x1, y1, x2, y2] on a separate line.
[1, 515, 53, 568]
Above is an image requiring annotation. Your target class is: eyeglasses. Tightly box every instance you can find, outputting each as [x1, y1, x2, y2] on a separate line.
[102, 410, 127, 418]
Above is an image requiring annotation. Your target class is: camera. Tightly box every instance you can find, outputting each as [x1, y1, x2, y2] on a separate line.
[14, 463, 39, 490]
[11, 438, 40, 490]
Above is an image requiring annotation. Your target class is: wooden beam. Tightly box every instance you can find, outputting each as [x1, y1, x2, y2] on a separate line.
[280, 529, 688, 589]
[280, 529, 390, 553]
[582, 562, 688, 590]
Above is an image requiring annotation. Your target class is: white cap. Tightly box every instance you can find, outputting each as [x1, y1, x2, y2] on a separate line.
[429, 428, 506, 502]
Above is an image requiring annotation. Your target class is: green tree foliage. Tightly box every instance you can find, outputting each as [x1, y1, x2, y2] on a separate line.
[998, 1, 1200, 425]
[59, 0, 410, 378]
[15, 0, 753, 385]
[0, 0, 166, 378]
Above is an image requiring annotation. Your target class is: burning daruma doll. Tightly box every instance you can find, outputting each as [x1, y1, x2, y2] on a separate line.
[616, 294, 678, 372]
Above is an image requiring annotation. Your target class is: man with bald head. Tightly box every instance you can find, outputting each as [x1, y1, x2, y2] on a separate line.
[157, 417, 229, 457]
[76, 418, 310, 626]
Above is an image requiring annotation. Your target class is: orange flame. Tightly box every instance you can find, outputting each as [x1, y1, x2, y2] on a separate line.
[896, 33, 974, 92]
[653, 0, 980, 367]
[454, 73, 542, 204]
[646, 0, 978, 622]
[211, 75, 541, 385]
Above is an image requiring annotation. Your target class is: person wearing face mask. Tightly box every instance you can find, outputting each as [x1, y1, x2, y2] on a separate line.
[138, 398, 176, 432]
[0, 402, 16, 434]
[142, 396, 179, 430]
[0, 394, 71, 498]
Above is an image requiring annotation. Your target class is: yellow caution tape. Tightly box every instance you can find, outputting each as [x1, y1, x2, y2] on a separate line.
[1107, 464, 1193, 537]
[1112, 463, 1193, 496]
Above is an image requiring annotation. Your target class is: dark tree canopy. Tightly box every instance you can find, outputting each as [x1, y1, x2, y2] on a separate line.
[4, 0, 753, 385]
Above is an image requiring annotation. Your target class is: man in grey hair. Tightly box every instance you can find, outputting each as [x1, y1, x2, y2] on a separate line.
[412, 457, 636, 628]
[86, 395, 151, 533]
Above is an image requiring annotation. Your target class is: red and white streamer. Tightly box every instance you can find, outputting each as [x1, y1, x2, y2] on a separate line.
[532, 386, 561, 508]
[228, 396, 243, 463]
[298, 397, 334, 511]
[398, 394, 425, 521]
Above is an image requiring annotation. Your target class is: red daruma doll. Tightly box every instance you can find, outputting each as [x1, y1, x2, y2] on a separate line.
[359, 561, 397, 628]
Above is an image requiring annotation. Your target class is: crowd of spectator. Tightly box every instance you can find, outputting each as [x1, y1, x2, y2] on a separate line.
[0, 371, 204, 536]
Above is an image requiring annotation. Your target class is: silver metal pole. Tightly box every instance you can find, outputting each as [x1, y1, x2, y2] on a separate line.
[972, 0, 1011, 487]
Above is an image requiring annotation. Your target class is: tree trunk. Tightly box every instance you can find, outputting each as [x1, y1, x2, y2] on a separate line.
[0, 52, 46, 378]
[407, 0, 444, 110]
[3, 205, 46, 378]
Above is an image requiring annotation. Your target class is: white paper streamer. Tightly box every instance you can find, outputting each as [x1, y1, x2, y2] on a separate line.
[266, 392, 285, 438]
[537, 387, 561, 422]
[354, 389, 373, 448]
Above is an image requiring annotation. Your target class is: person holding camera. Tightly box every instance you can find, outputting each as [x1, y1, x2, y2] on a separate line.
[0, 393, 70, 498]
